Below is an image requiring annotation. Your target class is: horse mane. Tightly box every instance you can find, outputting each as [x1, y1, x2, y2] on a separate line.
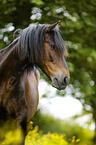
[51, 29, 68, 56]
[0, 23, 68, 64]
[0, 38, 19, 62]
[17, 24, 47, 63]
[17, 23, 68, 63]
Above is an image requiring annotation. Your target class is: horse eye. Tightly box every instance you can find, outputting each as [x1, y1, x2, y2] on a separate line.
[49, 52, 54, 62]
[50, 44, 55, 50]
[51, 44, 55, 50]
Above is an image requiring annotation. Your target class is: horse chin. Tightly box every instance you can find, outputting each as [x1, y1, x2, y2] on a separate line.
[52, 81, 66, 90]
[53, 85, 66, 90]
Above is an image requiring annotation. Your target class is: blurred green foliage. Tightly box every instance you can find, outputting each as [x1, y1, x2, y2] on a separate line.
[32, 110, 93, 145]
[0, 0, 96, 143]
[0, 121, 23, 145]
[0, 114, 93, 145]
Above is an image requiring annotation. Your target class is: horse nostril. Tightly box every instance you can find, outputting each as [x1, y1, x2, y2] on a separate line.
[54, 78, 59, 86]
[64, 76, 69, 86]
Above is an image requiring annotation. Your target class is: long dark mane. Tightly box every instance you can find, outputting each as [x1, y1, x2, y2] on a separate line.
[17, 24, 47, 63]
[0, 38, 19, 62]
[0, 24, 67, 64]
[16, 23, 67, 63]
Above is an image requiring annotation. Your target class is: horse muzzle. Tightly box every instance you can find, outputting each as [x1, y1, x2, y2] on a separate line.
[52, 73, 70, 90]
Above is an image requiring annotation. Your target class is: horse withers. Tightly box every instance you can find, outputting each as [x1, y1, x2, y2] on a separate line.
[0, 21, 70, 144]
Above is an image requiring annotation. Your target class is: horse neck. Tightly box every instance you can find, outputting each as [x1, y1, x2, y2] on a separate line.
[0, 38, 19, 62]
[0, 42, 30, 84]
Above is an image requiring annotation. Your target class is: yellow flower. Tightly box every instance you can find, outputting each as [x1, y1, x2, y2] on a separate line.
[76, 138, 80, 142]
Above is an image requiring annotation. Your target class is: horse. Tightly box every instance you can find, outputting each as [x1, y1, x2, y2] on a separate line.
[0, 21, 70, 144]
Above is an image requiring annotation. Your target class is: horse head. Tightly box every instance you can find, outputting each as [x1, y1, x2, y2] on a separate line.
[39, 21, 70, 90]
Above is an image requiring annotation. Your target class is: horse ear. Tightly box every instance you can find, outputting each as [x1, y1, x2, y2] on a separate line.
[46, 20, 61, 32]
